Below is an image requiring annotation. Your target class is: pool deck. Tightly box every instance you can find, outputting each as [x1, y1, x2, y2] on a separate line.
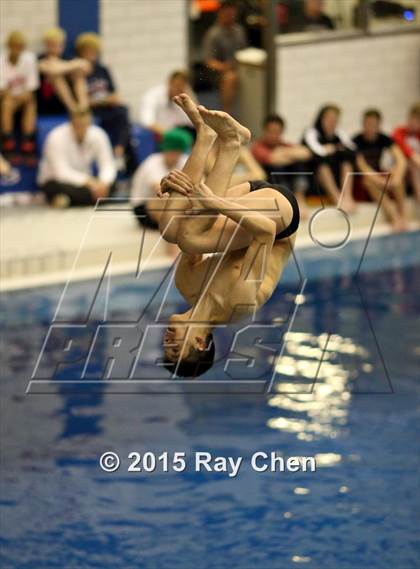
[1, 200, 419, 291]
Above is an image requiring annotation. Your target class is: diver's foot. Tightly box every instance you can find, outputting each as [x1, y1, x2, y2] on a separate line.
[197, 106, 251, 145]
[173, 93, 203, 126]
[173, 93, 215, 141]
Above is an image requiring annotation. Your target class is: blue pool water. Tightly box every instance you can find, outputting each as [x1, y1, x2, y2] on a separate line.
[0, 231, 419, 569]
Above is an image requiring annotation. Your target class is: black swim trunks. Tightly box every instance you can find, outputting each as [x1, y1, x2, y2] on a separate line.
[249, 180, 300, 240]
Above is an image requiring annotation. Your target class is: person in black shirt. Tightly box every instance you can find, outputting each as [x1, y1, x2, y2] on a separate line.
[37, 27, 90, 115]
[75, 33, 135, 173]
[354, 109, 408, 232]
[303, 104, 357, 212]
[285, 0, 335, 33]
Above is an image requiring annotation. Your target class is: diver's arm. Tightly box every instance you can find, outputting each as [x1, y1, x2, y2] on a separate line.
[158, 127, 215, 240]
[190, 182, 276, 285]
[192, 182, 277, 243]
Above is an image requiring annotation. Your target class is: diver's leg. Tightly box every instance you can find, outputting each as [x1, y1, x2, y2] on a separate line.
[158, 94, 216, 243]
[178, 107, 251, 239]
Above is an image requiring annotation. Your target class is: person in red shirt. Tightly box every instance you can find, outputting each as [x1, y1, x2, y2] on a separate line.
[393, 103, 420, 202]
[251, 114, 311, 217]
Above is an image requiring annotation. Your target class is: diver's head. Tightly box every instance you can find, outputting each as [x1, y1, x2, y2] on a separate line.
[162, 317, 215, 378]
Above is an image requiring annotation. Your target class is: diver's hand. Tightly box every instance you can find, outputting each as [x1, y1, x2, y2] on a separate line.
[159, 170, 193, 197]
[185, 182, 218, 214]
[190, 182, 214, 206]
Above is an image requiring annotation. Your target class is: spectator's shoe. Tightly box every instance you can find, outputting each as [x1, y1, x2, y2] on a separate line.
[51, 194, 71, 208]
[1, 136, 15, 153]
[1, 137, 21, 165]
[21, 139, 37, 168]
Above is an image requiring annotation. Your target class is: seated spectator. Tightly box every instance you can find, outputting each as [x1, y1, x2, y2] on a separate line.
[38, 107, 116, 207]
[131, 128, 193, 251]
[282, 0, 335, 32]
[37, 27, 90, 115]
[393, 103, 420, 203]
[354, 109, 408, 232]
[203, 0, 247, 113]
[252, 114, 312, 217]
[139, 70, 195, 136]
[0, 31, 39, 163]
[237, 0, 266, 47]
[303, 104, 357, 212]
[75, 32, 134, 172]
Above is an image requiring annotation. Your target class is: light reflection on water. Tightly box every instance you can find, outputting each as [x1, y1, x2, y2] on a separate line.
[267, 331, 369, 442]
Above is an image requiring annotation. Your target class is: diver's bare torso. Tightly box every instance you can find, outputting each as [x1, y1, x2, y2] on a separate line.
[175, 235, 294, 323]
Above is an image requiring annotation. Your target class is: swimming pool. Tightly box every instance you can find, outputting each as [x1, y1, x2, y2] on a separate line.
[1, 231, 419, 569]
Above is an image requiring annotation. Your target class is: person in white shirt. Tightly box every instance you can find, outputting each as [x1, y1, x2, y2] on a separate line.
[0, 31, 39, 161]
[139, 70, 195, 136]
[131, 128, 192, 230]
[38, 107, 117, 207]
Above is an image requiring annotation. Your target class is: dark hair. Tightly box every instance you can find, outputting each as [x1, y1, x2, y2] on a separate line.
[169, 69, 190, 83]
[363, 108, 382, 121]
[314, 104, 341, 132]
[219, 0, 238, 9]
[163, 334, 215, 378]
[264, 114, 285, 129]
[409, 103, 420, 118]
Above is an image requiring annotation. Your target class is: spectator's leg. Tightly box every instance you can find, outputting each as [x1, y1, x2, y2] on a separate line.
[339, 161, 357, 213]
[92, 105, 129, 168]
[219, 70, 238, 114]
[21, 94, 36, 136]
[70, 70, 89, 109]
[1, 94, 18, 154]
[112, 105, 138, 173]
[316, 163, 340, 205]
[20, 94, 37, 164]
[50, 75, 78, 112]
[392, 181, 409, 229]
[407, 160, 420, 202]
[96, 106, 130, 159]
[42, 181, 95, 207]
[110, 106, 130, 160]
[362, 175, 406, 232]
